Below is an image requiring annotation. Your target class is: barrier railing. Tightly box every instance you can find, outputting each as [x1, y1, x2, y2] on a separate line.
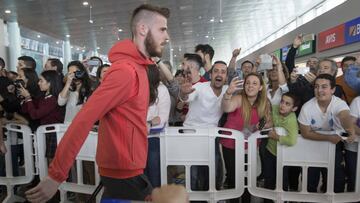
[158, 127, 245, 203]
[247, 131, 360, 203]
[36, 124, 101, 203]
[1, 125, 359, 203]
[0, 124, 34, 203]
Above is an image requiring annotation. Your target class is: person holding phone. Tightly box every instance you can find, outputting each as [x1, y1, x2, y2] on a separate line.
[220, 72, 272, 203]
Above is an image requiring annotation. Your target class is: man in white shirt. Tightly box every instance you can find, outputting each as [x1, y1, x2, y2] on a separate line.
[179, 60, 228, 190]
[298, 74, 355, 193]
[180, 61, 228, 127]
[347, 96, 360, 192]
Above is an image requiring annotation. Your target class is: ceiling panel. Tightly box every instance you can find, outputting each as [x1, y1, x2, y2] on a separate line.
[0, 0, 327, 64]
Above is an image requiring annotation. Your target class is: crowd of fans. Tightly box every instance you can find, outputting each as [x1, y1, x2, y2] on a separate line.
[0, 33, 359, 202]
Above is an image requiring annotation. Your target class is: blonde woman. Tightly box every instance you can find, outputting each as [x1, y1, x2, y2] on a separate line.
[220, 72, 272, 203]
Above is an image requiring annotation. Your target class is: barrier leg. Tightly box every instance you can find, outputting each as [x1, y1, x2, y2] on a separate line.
[2, 185, 24, 203]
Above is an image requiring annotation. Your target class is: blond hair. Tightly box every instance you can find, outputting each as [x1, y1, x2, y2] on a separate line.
[241, 72, 270, 127]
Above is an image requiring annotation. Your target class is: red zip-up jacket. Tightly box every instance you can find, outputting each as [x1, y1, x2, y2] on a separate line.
[48, 39, 152, 182]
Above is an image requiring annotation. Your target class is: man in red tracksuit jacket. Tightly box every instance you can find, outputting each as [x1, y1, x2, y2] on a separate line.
[26, 4, 170, 202]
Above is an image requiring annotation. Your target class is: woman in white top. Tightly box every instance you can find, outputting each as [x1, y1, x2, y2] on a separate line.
[58, 61, 92, 124]
[145, 64, 171, 188]
[146, 65, 171, 128]
[266, 56, 289, 105]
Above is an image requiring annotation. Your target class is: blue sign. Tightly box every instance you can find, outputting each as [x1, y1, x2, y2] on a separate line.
[281, 45, 291, 62]
[345, 16, 360, 44]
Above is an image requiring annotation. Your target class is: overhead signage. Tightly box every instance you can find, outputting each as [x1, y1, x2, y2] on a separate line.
[318, 24, 345, 52]
[297, 39, 316, 57]
[273, 49, 281, 60]
[281, 45, 291, 62]
[345, 16, 360, 44]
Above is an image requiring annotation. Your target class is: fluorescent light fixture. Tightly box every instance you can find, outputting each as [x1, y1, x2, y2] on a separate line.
[66, 34, 71, 38]
[118, 28, 123, 32]
[5, 10, 11, 14]
[83, 1, 89, 6]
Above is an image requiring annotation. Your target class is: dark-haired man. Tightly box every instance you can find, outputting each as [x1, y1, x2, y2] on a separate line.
[336, 56, 357, 104]
[26, 4, 170, 202]
[179, 61, 228, 190]
[195, 44, 214, 81]
[180, 61, 228, 127]
[44, 58, 63, 73]
[298, 74, 355, 193]
[182, 53, 207, 84]
[17, 56, 36, 72]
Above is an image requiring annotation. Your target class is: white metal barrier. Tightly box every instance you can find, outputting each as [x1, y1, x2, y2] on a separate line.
[2, 124, 359, 203]
[36, 124, 101, 203]
[159, 127, 245, 203]
[0, 124, 34, 203]
[248, 132, 360, 203]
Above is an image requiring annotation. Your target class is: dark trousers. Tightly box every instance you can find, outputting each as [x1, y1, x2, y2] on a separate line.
[222, 146, 251, 203]
[144, 137, 161, 188]
[344, 150, 357, 192]
[101, 174, 153, 201]
[0, 145, 20, 177]
[307, 143, 345, 193]
[263, 148, 292, 203]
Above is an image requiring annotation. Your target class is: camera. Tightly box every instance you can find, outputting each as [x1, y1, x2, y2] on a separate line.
[14, 79, 25, 89]
[74, 70, 86, 79]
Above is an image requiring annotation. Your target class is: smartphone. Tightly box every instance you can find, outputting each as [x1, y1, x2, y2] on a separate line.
[88, 59, 100, 66]
[235, 68, 243, 79]
[302, 33, 315, 42]
[296, 67, 310, 76]
[258, 117, 266, 130]
[258, 54, 273, 72]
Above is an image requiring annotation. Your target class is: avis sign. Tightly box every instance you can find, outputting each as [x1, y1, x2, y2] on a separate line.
[345, 16, 360, 44]
[318, 24, 345, 52]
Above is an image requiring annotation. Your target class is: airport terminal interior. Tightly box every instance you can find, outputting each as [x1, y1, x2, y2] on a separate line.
[0, 0, 359, 202]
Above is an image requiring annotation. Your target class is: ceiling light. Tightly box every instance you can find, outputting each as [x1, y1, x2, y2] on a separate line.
[66, 34, 71, 38]
[118, 28, 123, 32]
[178, 48, 182, 51]
[83, 1, 89, 6]
[198, 16, 202, 19]
[76, 48, 80, 51]
[174, 54, 177, 57]
[5, 10, 11, 14]
[212, 37, 216, 40]
[37, 35, 41, 38]
[100, 26, 103, 30]
[210, 18, 215, 22]
[56, 41, 59, 44]
[219, 19, 224, 23]
[205, 35, 209, 38]
[170, 48, 174, 51]
[89, 5, 93, 24]
[71, 46, 74, 49]
[97, 47, 100, 50]
[82, 50, 86, 52]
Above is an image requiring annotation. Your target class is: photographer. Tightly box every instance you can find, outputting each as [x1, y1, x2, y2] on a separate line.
[58, 61, 92, 124]
[19, 70, 64, 161]
[16, 69, 42, 131]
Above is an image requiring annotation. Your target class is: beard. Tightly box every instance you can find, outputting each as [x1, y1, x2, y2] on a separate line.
[145, 31, 163, 57]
